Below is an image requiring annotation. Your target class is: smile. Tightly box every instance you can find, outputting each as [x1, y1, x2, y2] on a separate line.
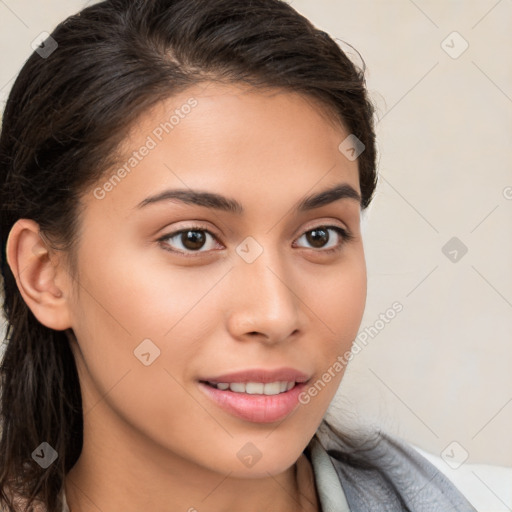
[198, 380, 307, 423]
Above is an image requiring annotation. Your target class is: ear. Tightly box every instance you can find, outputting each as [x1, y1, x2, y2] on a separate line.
[6, 218, 73, 331]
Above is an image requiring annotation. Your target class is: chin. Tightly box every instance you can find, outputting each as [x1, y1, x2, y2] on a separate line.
[224, 456, 299, 479]
[207, 433, 311, 478]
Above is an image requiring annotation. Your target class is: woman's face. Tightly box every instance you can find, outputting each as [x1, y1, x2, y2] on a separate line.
[65, 82, 367, 477]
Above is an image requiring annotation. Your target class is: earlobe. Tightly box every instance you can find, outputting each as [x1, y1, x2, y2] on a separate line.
[6, 218, 73, 331]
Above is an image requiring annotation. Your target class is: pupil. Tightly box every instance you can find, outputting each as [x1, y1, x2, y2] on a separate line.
[307, 228, 328, 248]
[182, 230, 205, 250]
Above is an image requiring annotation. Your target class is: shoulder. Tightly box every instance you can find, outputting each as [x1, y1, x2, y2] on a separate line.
[323, 428, 478, 512]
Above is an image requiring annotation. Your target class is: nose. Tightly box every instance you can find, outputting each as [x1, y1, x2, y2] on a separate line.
[226, 246, 303, 345]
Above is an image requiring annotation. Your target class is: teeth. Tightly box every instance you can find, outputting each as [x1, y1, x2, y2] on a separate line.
[211, 381, 296, 395]
[263, 382, 281, 395]
[230, 383, 246, 393]
[246, 382, 264, 394]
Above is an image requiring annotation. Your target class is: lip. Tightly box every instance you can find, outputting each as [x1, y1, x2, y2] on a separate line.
[198, 367, 311, 423]
[199, 367, 310, 384]
[199, 381, 308, 423]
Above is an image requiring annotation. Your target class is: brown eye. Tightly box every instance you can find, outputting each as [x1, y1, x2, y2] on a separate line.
[295, 225, 352, 252]
[180, 230, 207, 250]
[306, 227, 330, 248]
[158, 227, 220, 254]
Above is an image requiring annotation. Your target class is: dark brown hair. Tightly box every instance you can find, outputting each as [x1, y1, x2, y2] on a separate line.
[0, 0, 378, 510]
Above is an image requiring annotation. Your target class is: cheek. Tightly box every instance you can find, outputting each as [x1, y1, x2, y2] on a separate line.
[299, 251, 367, 396]
[326, 264, 366, 331]
[68, 239, 234, 423]
[68, 251, 231, 459]
[301, 248, 367, 344]
[73, 240, 221, 341]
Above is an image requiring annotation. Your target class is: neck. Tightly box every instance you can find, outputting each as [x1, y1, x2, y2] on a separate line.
[65, 454, 319, 512]
[64, 410, 319, 512]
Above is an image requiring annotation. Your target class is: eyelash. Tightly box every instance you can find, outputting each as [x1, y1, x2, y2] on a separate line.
[157, 224, 354, 257]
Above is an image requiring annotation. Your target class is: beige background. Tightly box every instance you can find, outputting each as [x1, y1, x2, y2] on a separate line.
[0, 0, 510, 473]
[290, 0, 512, 472]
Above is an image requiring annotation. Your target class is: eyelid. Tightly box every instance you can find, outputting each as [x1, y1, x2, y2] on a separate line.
[297, 219, 350, 238]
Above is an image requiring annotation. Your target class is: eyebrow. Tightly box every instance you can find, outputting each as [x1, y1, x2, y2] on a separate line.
[136, 182, 361, 213]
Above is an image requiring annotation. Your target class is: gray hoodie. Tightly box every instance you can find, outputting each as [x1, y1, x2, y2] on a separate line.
[306, 430, 478, 511]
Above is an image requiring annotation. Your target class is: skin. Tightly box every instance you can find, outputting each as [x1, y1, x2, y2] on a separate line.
[7, 82, 367, 512]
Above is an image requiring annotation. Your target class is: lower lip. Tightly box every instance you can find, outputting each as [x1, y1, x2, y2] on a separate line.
[198, 382, 307, 423]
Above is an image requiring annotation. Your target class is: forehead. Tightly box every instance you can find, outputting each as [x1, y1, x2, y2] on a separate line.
[85, 82, 361, 218]
[124, 82, 348, 150]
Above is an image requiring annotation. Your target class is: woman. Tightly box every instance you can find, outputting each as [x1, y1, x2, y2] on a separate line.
[0, 0, 477, 511]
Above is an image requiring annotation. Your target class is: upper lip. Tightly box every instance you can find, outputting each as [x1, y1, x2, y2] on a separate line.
[200, 367, 311, 384]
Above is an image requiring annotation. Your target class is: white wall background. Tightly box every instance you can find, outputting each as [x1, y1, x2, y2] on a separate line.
[0, 0, 510, 484]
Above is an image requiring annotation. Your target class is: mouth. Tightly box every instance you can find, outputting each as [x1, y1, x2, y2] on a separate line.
[197, 368, 311, 423]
